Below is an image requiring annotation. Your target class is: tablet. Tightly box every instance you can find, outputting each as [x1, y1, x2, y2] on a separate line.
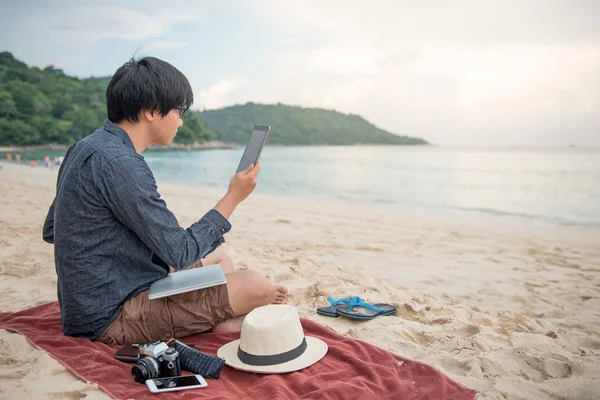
[236, 125, 270, 173]
[148, 264, 227, 299]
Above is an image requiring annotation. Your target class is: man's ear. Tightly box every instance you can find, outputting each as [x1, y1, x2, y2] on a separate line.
[142, 109, 156, 122]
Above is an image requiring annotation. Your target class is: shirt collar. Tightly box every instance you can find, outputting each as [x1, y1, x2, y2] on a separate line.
[103, 119, 136, 151]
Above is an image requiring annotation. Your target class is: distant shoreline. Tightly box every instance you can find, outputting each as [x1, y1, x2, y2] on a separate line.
[0, 145, 70, 152]
[0, 142, 435, 152]
[0, 141, 239, 152]
[4, 143, 600, 155]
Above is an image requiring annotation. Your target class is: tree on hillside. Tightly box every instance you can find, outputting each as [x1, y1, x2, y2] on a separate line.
[200, 102, 428, 146]
[0, 52, 216, 146]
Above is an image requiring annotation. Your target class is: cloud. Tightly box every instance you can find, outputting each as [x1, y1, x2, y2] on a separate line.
[254, 1, 600, 146]
[323, 78, 374, 110]
[261, 0, 600, 47]
[0, 3, 204, 73]
[317, 43, 600, 142]
[141, 41, 188, 52]
[197, 79, 244, 110]
[30, 6, 202, 44]
[308, 45, 381, 75]
[280, 38, 301, 46]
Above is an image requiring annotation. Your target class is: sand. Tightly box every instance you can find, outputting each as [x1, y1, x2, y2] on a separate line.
[0, 162, 599, 400]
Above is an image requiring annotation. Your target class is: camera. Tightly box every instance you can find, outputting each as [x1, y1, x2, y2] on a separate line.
[131, 341, 181, 383]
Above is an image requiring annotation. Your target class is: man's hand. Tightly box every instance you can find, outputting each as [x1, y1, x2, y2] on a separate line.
[228, 162, 260, 203]
[214, 162, 261, 219]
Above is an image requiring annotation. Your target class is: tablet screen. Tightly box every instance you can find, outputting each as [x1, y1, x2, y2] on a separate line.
[236, 125, 270, 173]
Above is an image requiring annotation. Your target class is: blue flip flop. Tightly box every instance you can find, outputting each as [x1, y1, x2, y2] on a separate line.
[334, 296, 397, 320]
[316, 296, 352, 317]
[316, 296, 396, 319]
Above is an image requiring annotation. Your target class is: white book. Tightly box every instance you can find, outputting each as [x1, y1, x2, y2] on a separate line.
[148, 264, 227, 300]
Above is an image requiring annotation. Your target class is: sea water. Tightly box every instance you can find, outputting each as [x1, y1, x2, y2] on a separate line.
[8, 146, 600, 227]
[143, 146, 600, 228]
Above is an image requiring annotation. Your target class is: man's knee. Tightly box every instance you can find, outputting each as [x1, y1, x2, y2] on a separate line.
[226, 270, 274, 315]
[242, 270, 273, 301]
[202, 247, 234, 273]
[253, 275, 275, 304]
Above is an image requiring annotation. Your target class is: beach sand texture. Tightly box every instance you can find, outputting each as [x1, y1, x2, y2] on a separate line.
[1, 163, 599, 400]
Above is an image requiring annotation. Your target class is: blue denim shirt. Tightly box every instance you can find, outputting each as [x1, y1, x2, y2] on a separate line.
[43, 120, 231, 339]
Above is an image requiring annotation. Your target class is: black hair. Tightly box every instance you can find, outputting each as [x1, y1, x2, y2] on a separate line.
[106, 56, 193, 123]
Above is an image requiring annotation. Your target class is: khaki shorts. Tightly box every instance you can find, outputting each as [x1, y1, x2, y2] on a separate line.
[96, 264, 235, 345]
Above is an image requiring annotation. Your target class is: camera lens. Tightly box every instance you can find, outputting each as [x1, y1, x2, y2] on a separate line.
[131, 357, 160, 384]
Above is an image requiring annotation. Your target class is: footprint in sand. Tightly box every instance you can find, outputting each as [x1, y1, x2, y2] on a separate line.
[0, 262, 38, 279]
[429, 317, 453, 325]
[0, 356, 32, 380]
[437, 357, 471, 376]
[282, 257, 301, 266]
[49, 390, 89, 400]
[516, 349, 574, 380]
[573, 337, 600, 351]
[275, 272, 295, 281]
[454, 324, 481, 337]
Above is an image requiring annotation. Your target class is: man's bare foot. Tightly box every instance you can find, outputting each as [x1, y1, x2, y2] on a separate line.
[211, 316, 245, 333]
[271, 284, 288, 304]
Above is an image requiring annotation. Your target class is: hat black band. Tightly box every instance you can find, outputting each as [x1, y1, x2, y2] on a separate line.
[237, 337, 308, 366]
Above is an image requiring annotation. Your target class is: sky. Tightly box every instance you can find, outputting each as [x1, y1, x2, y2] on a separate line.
[1, 0, 599, 147]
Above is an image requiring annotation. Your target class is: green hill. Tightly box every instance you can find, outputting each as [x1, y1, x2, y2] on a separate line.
[200, 103, 427, 145]
[0, 51, 427, 147]
[0, 52, 215, 146]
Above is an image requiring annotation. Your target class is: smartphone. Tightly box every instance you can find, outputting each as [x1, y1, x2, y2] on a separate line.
[236, 125, 270, 173]
[145, 375, 208, 393]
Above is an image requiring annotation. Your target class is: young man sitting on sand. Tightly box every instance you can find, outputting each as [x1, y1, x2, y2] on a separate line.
[42, 56, 287, 345]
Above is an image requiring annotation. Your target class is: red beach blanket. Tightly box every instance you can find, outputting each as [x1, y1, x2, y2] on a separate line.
[0, 302, 476, 399]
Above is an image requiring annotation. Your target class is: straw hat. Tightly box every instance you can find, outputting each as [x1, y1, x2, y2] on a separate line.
[217, 304, 328, 374]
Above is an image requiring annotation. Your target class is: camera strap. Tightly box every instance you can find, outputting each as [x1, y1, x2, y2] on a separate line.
[174, 341, 225, 379]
